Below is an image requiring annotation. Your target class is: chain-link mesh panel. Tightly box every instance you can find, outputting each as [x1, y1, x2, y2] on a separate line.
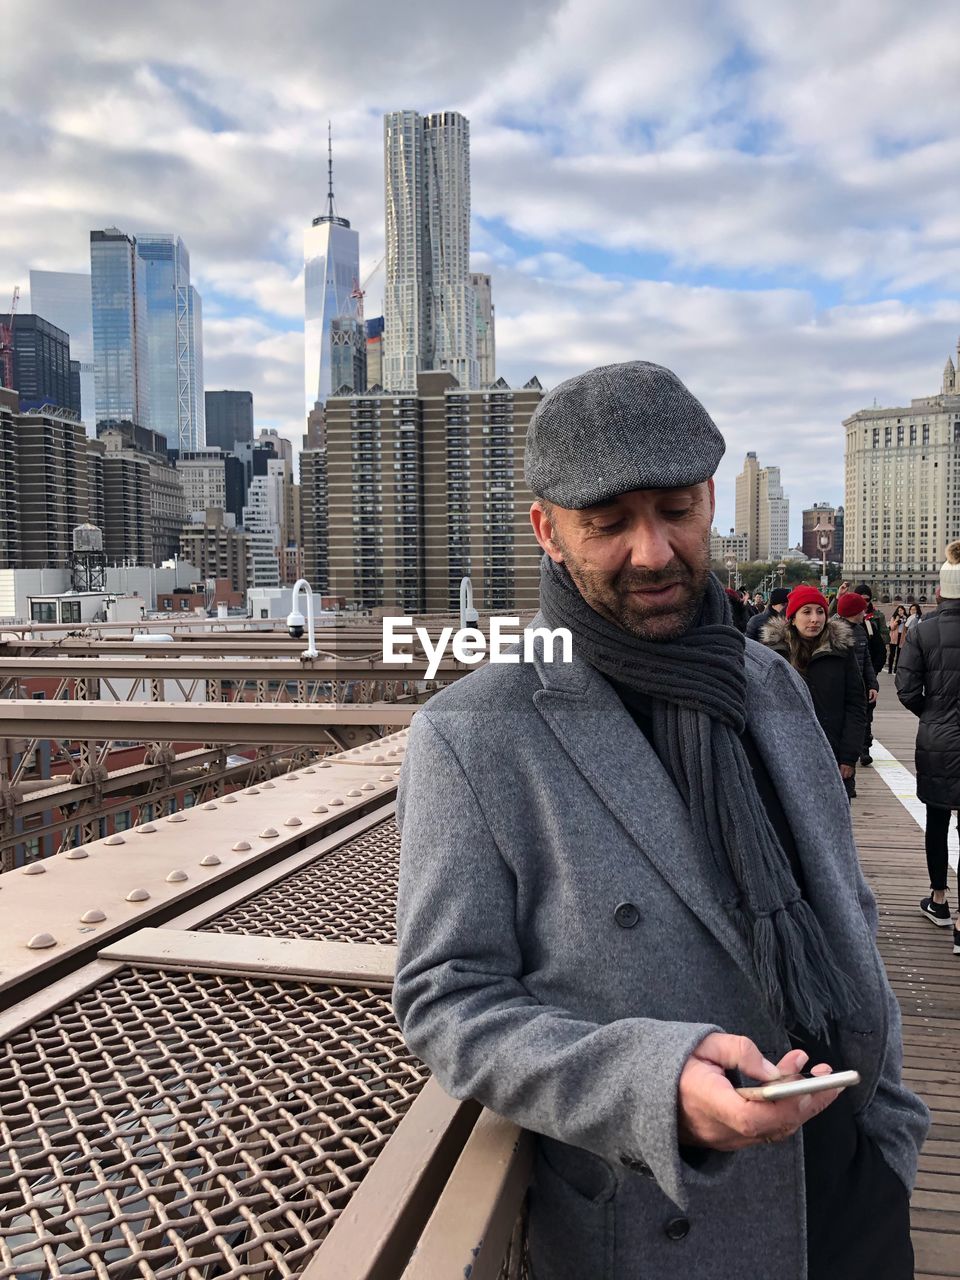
[0, 967, 427, 1279]
[201, 820, 399, 945]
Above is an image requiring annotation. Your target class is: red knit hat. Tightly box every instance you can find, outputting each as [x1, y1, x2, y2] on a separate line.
[836, 592, 868, 619]
[785, 585, 829, 619]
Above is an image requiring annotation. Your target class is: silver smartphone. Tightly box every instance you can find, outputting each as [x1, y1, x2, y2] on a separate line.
[736, 1069, 860, 1102]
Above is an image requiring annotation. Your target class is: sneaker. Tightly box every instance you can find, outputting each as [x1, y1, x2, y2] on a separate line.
[860, 754, 873, 766]
[954, 928, 960, 956]
[921, 896, 952, 927]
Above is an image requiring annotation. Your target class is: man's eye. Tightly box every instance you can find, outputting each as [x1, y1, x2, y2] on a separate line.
[593, 520, 625, 533]
[662, 508, 692, 519]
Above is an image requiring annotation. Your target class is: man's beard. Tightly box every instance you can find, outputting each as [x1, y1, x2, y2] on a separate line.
[556, 541, 712, 641]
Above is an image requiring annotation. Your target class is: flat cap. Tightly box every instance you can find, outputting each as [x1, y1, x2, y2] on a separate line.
[524, 360, 725, 508]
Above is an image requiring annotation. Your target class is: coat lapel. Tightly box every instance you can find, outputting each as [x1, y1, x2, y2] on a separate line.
[530, 639, 759, 984]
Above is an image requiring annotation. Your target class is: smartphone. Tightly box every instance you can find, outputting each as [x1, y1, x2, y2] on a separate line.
[736, 1070, 860, 1102]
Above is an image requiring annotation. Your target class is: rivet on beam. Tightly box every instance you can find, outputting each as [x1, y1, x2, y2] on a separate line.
[27, 932, 57, 949]
[202, 803, 217, 811]
[65, 847, 89, 859]
[80, 909, 106, 924]
[312, 804, 328, 814]
[232, 840, 252, 852]
[199, 854, 221, 866]
[328, 797, 344, 806]
[259, 827, 279, 839]
[222, 795, 238, 804]
[346, 789, 362, 797]
[261, 781, 276, 789]
[23, 863, 46, 875]
[125, 888, 150, 902]
[137, 824, 157, 833]
[166, 869, 189, 882]
[166, 813, 187, 824]
[105, 834, 126, 846]
[284, 817, 302, 827]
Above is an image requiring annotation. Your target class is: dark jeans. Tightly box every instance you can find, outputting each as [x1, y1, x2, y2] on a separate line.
[886, 642, 900, 673]
[862, 699, 875, 755]
[925, 805, 959, 897]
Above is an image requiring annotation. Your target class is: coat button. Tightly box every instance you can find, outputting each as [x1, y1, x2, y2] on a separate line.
[665, 1216, 690, 1241]
[614, 901, 640, 928]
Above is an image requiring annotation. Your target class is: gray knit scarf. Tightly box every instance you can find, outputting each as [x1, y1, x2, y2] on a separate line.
[540, 555, 857, 1038]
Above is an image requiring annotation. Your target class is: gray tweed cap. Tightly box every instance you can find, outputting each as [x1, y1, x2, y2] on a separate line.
[524, 360, 725, 508]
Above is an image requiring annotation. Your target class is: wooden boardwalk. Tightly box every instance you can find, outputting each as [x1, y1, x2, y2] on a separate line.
[856, 672, 960, 1278]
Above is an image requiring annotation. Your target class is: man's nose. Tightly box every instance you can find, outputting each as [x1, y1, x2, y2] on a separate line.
[626, 521, 676, 573]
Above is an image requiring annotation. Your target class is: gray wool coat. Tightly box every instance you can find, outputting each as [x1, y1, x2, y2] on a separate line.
[393, 628, 928, 1280]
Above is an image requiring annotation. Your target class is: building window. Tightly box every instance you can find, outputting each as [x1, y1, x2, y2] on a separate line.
[29, 602, 56, 623]
[872, 428, 880, 449]
[60, 601, 81, 623]
[896, 425, 904, 447]
[910, 425, 916, 445]
[923, 425, 930, 445]
[884, 426, 892, 447]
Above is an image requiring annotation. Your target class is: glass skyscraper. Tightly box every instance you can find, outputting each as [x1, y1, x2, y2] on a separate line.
[28, 270, 96, 429]
[383, 110, 478, 391]
[135, 234, 205, 450]
[304, 133, 361, 417]
[90, 229, 152, 430]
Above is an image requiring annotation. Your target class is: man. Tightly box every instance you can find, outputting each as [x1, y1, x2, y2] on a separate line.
[394, 362, 927, 1280]
[854, 584, 889, 764]
[745, 585, 790, 640]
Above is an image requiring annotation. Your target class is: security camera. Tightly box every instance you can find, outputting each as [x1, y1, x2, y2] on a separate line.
[287, 610, 305, 640]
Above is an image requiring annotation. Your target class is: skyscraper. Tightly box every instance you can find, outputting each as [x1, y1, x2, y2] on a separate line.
[383, 110, 478, 391]
[843, 343, 960, 600]
[304, 128, 361, 416]
[734, 452, 790, 561]
[135, 234, 205, 450]
[469, 272, 495, 386]
[28, 270, 95, 428]
[205, 390, 254, 451]
[0, 313, 81, 417]
[90, 229, 152, 430]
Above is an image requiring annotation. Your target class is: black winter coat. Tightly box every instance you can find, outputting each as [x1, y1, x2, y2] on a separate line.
[761, 616, 868, 766]
[839, 618, 879, 693]
[745, 605, 785, 641]
[895, 599, 960, 807]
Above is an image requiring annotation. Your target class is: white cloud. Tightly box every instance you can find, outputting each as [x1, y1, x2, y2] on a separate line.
[3, 0, 960, 544]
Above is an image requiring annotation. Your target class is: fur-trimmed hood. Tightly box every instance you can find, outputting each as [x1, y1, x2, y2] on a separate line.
[760, 612, 855, 659]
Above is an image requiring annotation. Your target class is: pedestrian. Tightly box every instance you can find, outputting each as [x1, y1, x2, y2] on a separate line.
[395, 361, 927, 1280]
[726, 587, 750, 632]
[888, 605, 908, 673]
[745, 585, 790, 640]
[896, 542, 960, 953]
[828, 581, 851, 616]
[835, 592, 880, 765]
[905, 602, 923, 635]
[740, 587, 757, 617]
[854, 583, 890, 676]
[753, 591, 765, 614]
[759, 586, 866, 801]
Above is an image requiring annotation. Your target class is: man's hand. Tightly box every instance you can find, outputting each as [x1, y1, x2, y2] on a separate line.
[839, 763, 855, 780]
[677, 1033, 841, 1151]
[868, 689, 878, 704]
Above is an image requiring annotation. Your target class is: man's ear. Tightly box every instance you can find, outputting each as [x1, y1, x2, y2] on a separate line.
[529, 501, 564, 563]
[706, 477, 716, 522]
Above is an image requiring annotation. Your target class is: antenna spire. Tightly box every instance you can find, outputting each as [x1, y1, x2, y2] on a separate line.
[326, 121, 335, 219]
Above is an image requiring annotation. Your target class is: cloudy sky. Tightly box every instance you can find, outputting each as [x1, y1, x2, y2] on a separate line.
[3, 0, 960, 541]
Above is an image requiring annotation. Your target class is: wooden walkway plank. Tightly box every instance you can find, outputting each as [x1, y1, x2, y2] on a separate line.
[853, 674, 960, 1279]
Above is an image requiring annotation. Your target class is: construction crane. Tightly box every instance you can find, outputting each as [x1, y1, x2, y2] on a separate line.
[350, 256, 385, 324]
[0, 285, 20, 392]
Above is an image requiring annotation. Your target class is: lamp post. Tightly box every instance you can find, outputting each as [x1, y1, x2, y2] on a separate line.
[459, 576, 479, 632]
[817, 531, 832, 590]
[777, 561, 787, 588]
[287, 578, 318, 659]
[724, 555, 737, 589]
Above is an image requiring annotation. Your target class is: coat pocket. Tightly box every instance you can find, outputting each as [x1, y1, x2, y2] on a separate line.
[527, 1142, 617, 1280]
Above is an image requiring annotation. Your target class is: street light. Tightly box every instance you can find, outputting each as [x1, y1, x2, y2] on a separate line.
[817, 531, 832, 590]
[724, 555, 737, 589]
[777, 562, 787, 588]
[287, 578, 319, 659]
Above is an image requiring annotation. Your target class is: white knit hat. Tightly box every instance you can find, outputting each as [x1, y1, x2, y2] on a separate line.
[940, 540, 960, 599]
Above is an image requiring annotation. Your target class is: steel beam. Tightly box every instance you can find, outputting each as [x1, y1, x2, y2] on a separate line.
[0, 699, 416, 745]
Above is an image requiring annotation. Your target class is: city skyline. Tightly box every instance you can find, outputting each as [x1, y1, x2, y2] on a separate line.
[4, 2, 960, 543]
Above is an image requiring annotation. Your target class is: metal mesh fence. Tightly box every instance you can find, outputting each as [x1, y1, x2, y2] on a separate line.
[0, 966, 427, 1279]
[201, 820, 399, 946]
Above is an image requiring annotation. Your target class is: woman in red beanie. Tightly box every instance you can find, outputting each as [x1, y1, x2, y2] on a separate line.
[760, 586, 868, 800]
